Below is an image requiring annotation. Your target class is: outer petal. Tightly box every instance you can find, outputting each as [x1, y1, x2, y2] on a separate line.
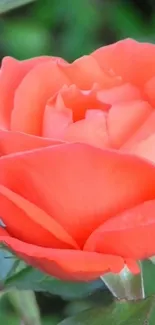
[84, 200, 155, 260]
[59, 55, 122, 89]
[92, 38, 155, 86]
[11, 60, 71, 135]
[0, 236, 131, 281]
[0, 129, 64, 155]
[0, 56, 51, 129]
[0, 144, 155, 247]
[0, 185, 77, 249]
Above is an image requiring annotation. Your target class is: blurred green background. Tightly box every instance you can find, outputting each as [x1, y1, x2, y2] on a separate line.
[0, 0, 154, 323]
[0, 0, 155, 62]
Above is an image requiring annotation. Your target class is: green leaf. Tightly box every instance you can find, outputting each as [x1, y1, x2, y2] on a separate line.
[0, 0, 36, 13]
[58, 296, 155, 325]
[8, 290, 41, 325]
[5, 266, 104, 299]
[140, 260, 155, 297]
[0, 246, 104, 298]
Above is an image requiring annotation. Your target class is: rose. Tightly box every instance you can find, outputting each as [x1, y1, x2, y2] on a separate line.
[0, 39, 155, 281]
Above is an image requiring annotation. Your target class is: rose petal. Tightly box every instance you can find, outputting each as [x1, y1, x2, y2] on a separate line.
[63, 111, 111, 149]
[0, 185, 78, 249]
[0, 227, 9, 236]
[107, 100, 152, 148]
[123, 135, 155, 164]
[11, 60, 71, 135]
[92, 38, 155, 86]
[43, 93, 73, 138]
[59, 55, 122, 89]
[0, 236, 129, 281]
[121, 110, 155, 151]
[0, 56, 51, 129]
[48, 84, 108, 121]
[43, 84, 108, 139]
[0, 144, 155, 247]
[84, 200, 155, 260]
[144, 76, 155, 106]
[0, 129, 64, 155]
[98, 83, 141, 105]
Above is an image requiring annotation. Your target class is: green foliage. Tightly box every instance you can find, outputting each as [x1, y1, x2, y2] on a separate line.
[1, 0, 155, 62]
[0, 246, 103, 300]
[0, 0, 35, 13]
[1, 247, 155, 324]
[58, 297, 155, 325]
[5, 266, 104, 300]
[140, 260, 155, 297]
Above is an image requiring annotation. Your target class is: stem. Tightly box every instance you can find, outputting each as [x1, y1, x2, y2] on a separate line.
[8, 290, 41, 325]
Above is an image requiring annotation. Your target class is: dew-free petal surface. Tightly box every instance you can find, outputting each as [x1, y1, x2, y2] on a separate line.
[98, 83, 141, 105]
[123, 135, 155, 164]
[108, 100, 152, 148]
[0, 144, 155, 247]
[121, 110, 155, 151]
[0, 56, 51, 129]
[59, 55, 122, 89]
[0, 235, 130, 281]
[63, 112, 111, 149]
[0, 129, 64, 155]
[11, 60, 71, 135]
[84, 200, 155, 260]
[0, 185, 77, 249]
[92, 38, 155, 86]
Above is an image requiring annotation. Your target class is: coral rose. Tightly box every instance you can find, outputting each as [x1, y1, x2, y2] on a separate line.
[0, 38, 155, 281]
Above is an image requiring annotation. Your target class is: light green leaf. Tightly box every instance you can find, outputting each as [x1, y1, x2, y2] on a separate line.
[58, 296, 155, 325]
[0, 0, 36, 13]
[8, 290, 41, 325]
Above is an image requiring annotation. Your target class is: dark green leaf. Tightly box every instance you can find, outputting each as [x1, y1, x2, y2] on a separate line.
[5, 266, 104, 299]
[58, 296, 155, 325]
[140, 260, 155, 297]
